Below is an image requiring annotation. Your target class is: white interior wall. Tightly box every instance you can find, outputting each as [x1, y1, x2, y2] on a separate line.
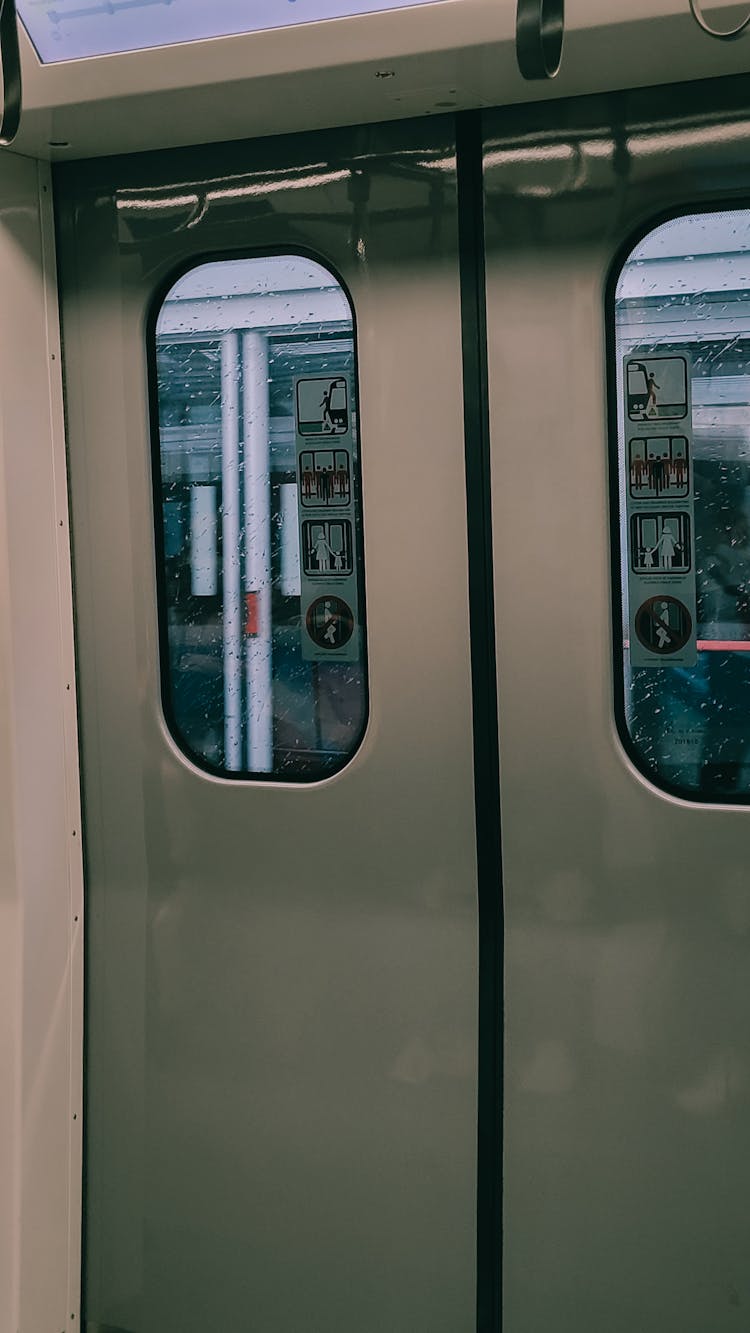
[0, 151, 82, 1333]
[0, 332, 21, 1333]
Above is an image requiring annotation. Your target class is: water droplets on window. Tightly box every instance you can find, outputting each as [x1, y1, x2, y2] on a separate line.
[152, 255, 367, 780]
[614, 209, 750, 800]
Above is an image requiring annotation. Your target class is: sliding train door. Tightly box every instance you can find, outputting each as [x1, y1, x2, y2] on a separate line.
[56, 121, 480, 1333]
[485, 77, 750, 1332]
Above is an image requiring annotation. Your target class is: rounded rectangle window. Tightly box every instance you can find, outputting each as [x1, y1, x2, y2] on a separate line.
[150, 254, 368, 780]
[611, 209, 750, 801]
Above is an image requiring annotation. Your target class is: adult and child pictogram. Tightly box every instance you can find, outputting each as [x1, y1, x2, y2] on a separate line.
[630, 512, 691, 574]
[301, 520, 353, 577]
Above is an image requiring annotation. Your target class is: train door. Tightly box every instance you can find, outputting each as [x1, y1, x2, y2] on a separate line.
[56, 120, 485, 1331]
[484, 79, 750, 1331]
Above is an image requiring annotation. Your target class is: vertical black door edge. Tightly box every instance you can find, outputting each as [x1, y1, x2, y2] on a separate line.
[455, 109, 504, 1333]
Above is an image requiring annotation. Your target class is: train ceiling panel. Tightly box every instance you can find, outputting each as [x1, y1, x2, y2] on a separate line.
[10, 0, 750, 160]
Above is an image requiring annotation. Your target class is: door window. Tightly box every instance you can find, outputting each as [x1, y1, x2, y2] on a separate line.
[151, 254, 367, 779]
[612, 209, 750, 799]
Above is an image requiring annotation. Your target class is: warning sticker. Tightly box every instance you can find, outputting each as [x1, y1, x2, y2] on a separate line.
[294, 372, 360, 662]
[299, 449, 351, 507]
[634, 595, 693, 656]
[301, 520, 353, 577]
[628, 436, 689, 499]
[629, 512, 691, 575]
[626, 356, 688, 422]
[305, 595, 355, 651]
[624, 352, 697, 667]
[296, 377, 349, 436]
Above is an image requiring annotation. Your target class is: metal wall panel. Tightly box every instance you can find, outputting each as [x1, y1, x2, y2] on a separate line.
[0, 153, 83, 1333]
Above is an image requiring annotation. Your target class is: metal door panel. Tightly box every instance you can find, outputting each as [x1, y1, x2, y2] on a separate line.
[57, 121, 478, 1333]
[484, 78, 750, 1333]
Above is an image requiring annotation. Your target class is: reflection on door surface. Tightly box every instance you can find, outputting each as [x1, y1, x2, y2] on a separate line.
[57, 120, 479, 1333]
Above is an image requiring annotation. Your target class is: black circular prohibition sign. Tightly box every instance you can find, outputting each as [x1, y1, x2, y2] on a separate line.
[634, 595, 693, 655]
[516, 0, 565, 80]
[305, 595, 355, 651]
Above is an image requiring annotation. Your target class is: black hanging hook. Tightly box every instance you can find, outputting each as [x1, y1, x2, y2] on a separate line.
[516, 0, 565, 79]
[688, 0, 750, 40]
[0, 0, 21, 146]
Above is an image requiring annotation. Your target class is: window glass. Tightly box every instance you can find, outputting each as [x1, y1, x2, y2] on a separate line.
[19, 0, 441, 63]
[152, 255, 367, 780]
[614, 210, 750, 799]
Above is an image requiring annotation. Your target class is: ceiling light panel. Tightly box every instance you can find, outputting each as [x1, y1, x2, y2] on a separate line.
[18, 0, 440, 64]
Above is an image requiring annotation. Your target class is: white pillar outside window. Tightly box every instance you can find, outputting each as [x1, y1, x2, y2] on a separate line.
[242, 331, 273, 773]
[279, 483, 301, 598]
[189, 484, 218, 596]
[221, 331, 242, 771]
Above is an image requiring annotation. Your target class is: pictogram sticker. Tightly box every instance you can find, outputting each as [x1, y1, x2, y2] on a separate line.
[626, 356, 688, 422]
[299, 449, 351, 507]
[294, 372, 360, 663]
[296, 377, 349, 436]
[301, 520, 353, 577]
[624, 351, 696, 667]
[628, 436, 689, 499]
[630, 512, 691, 574]
[305, 595, 355, 650]
[634, 595, 693, 655]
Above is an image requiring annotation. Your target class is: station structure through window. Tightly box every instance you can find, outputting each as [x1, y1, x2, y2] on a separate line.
[613, 209, 750, 799]
[152, 254, 367, 780]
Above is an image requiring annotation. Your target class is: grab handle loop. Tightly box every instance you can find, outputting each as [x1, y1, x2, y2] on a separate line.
[516, 0, 565, 79]
[0, 0, 21, 146]
[688, 0, 750, 40]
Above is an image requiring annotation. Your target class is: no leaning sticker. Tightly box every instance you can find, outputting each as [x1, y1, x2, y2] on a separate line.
[623, 353, 697, 668]
[634, 595, 693, 656]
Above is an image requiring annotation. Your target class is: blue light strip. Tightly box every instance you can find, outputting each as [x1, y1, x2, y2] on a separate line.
[19, 0, 441, 63]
